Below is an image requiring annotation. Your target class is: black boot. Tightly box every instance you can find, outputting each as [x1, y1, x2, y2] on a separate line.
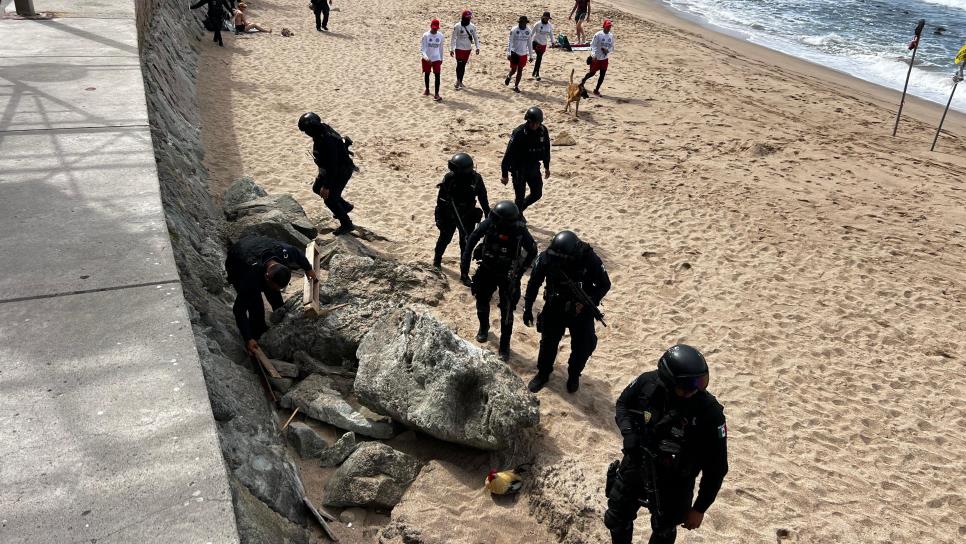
[333, 222, 354, 236]
[566, 374, 580, 393]
[432, 255, 442, 270]
[475, 325, 489, 343]
[527, 374, 549, 393]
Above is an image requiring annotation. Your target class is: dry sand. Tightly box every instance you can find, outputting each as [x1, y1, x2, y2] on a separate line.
[196, 0, 966, 542]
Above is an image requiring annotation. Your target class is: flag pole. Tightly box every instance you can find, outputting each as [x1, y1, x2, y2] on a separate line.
[930, 61, 965, 152]
[893, 19, 926, 137]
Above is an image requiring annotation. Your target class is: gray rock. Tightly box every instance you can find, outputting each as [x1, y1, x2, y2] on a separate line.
[323, 442, 421, 509]
[281, 375, 395, 439]
[293, 350, 355, 378]
[227, 208, 312, 248]
[232, 441, 307, 526]
[270, 376, 295, 394]
[286, 421, 328, 459]
[355, 308, 539, 451]
[270, 358, 300, 378]
[230, 477, 309, 544]
[319, 432, 359, 467]
[223, 176, 268, 211]
[226, 193, 318, 239]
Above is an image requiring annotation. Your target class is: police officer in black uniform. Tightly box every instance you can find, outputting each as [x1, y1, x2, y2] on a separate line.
[190, 0, 232, 47]
[298, 112, 358, 236]
[500, 106, 551, 213]
[225, 235, 316, 355]
[461, 201, 538, 361]
[522, 230, 610, 393]
[604, 345, 728, 544]
[434, 152, 490, 270]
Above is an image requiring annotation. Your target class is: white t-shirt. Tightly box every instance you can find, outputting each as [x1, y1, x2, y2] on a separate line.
[532, 21, 554, 46]
[451, 21, 480, 51]
[591, 30, 614, 60]
[507, 25, 534, 56]
[421, 31, 445, 62]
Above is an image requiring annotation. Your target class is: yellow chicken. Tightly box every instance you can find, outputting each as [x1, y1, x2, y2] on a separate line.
[483, 464, 530, 495]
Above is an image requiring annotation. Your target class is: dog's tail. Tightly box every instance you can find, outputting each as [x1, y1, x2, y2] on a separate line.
[570, 68, 575, 85]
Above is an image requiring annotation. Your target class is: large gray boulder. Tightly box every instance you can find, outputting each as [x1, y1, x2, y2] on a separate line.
[280, 374, 395, 439]
[286, 421, 328, 459]
[226, 208, 312, 248]
[223, 176, 268, 211]
[354, 308, 540, 451]
[222, 178, 318, 247]
[319, 432, 359, 468]
[226, 193, 318, 239]
[323, 443, 421, 509]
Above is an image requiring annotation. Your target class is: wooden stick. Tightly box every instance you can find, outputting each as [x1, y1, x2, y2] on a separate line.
[303, 496, 339, 542]
[303, 240, 322, 317]
[280, 407, 300, 431]
[252, 347, 282, 379]
[250, 352, 277, 404]
[317, 505, 337, 522]
[318, 302, 349, 317]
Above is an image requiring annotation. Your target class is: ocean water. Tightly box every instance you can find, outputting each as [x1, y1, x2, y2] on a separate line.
[661, 0, 966, 111]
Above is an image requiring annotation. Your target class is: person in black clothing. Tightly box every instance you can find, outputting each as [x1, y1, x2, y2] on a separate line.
[522, 230, 609, 393]
[225, 235, 316, 354]
[311, 0, 331, 32]
[604, 344, 728, 544]
[434, 152, 490, 270]
[190, 0, 232, 47]
[460, 201, 538, 361]
[298, 112, 358, 235]
[501, 106, 550, 213]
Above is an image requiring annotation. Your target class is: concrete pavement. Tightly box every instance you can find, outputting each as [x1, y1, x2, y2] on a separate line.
[0, 4, 239, 543]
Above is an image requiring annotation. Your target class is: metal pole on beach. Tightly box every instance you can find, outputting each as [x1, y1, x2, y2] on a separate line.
[893, 19, 926, 137]
[930, 61, 965, 152]
[14, 0, 36, 17]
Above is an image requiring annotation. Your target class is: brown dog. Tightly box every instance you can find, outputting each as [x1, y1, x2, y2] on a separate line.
[564, 68, 590, 116]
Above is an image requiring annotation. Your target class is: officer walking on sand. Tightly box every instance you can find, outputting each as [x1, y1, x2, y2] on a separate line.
[604, 344, 728, 544]
[501, 106, 550, 213]
[225, 235, 317, 354]
[433, 153, 490, 270]
[298, 112, 358, 235]
[461, 201, 538, 361]
[522, 230, 610, 393]
[310, 0, 331, 32]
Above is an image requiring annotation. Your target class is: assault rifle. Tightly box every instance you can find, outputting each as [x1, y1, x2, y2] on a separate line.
[560, 271, 606, 326]
[626, 409, 663, 516]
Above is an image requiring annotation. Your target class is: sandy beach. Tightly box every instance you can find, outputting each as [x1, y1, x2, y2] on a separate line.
[196, 0, 966, 542]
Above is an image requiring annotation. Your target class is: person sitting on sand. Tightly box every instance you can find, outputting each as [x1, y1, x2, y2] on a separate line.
[233, 3, 271, 34]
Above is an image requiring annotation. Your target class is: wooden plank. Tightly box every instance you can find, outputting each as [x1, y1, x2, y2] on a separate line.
[318, 303, 349, 317]
[303, 240, 321, 317]
[252, 347, 282, 379]
[280, 407, 299, 432]
[304, 496, 339, 542]
[250, 352, 277, 404]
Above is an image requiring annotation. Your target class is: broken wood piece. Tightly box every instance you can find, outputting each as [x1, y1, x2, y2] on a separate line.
[252, 347, 282, 379]
[280, 407, 300, 432]
[317, 505, 337, 522]
[318, 302, 349, 317]
[304, 496, 339, 542]
[250, 352, 277, 404]
[303, 239, 322, 317]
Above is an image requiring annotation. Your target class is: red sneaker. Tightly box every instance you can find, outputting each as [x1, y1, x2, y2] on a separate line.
[423, 89, 430, 96]
[593, 90, 601, 97]
[434, 94, 443, 102]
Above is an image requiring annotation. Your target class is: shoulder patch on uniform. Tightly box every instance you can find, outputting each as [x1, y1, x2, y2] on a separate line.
[717, 423, 727, 439]
[643, 411, 652, 424]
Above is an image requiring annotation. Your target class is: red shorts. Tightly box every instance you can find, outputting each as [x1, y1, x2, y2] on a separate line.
[509, 54, 528, 68]
[454, 49, 471, 61]
[590, 58, 609, 73]
[421, 59, 443, 73]
[533, 43, 547, 54]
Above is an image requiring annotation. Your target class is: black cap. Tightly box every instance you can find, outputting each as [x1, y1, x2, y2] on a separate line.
[519, 15, 529, 24]
[542, 11, 552, 19]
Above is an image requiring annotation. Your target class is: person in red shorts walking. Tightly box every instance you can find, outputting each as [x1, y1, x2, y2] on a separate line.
[421, 19, 446, 101]
[531, 11, 555, 81]
[504, 16, 534, 93]
[581, 18, 614, 96]
[450, 10, 480, 90]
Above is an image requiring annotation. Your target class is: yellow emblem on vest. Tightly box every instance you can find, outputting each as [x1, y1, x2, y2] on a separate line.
[643, 411, 652, 424]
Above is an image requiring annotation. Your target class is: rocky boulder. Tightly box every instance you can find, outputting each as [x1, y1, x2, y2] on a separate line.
[354, 308, 540, 451]
[285, 421, 328, 459]
[319, 432, 359, 467]
[223, 178, 318, 247]
[223, 176, 268, 210]
[323, 443, 421, 509]
[280, 374, 395, 439]
[226, 193, 317, 239]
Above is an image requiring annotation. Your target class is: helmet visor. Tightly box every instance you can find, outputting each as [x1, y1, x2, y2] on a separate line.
[676, 373, 709, 392]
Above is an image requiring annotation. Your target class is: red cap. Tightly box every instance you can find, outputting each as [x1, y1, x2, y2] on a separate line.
[603, 18, 613, 28]
[430, 19, 440, 28]
[462, 10, 472, 18]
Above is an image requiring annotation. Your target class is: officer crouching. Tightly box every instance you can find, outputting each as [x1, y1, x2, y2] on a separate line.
[604, 344, 728, 544]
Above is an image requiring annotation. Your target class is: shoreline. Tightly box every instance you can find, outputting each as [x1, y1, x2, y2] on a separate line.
[606, 0, 966, 135]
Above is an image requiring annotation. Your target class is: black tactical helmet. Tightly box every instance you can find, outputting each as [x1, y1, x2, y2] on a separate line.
[547, 230, 584, 260]
[447, 152, 474, 174]
[491, 200, 521, 226]
[657, 344, 709, 391]
[298, 112, 323, 134]
[524, 106, 544, 124]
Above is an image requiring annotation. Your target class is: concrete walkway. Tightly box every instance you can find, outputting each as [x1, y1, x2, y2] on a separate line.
[0, 3, 239, 543]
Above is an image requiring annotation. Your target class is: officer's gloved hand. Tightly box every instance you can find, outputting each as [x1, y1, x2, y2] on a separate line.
[270, 306, 287, 324]
[522, 308, 534, 327]
[622, 433, 642, 455]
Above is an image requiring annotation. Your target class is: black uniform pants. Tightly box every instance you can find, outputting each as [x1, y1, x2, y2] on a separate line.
[473, 265, 520, 352]
[433, 208, 474, 263]
[320, 174, 352, 227]
[511, 167, 543, 212]
[604, 455, 695, 544]
[313, 1, 329, 30]
[535, 304, 597, 378]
